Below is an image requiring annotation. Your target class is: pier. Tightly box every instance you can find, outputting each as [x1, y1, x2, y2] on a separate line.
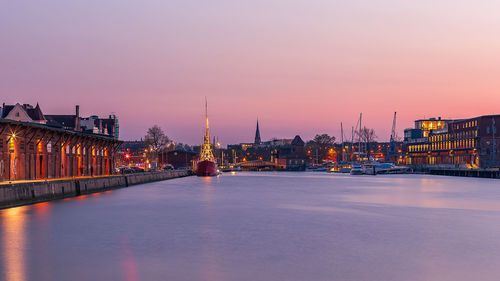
[429, 169, 500, 179]
[0, 170, 191, 209]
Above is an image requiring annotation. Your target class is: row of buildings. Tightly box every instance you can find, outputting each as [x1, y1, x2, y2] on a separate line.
[0, 103, 120, 182]
[403, 115, 500, 169]
[120, 114, 499, 172]
[117, 120, 309, 171]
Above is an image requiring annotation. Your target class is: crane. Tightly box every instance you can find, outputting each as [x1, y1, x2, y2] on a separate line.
[389, 112, 397, 162]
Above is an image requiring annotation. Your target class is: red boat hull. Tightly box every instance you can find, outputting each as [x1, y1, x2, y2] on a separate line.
[197, 160, 218, 177]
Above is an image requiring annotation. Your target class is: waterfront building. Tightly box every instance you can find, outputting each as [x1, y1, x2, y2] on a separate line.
[159, 149, 198, 169]
[273, 135, 307, 170]
[404, 115, 500, 169]
[45, 105, 119, 140]
[0, 103, 121, 182]
[1, 103, 47, 124]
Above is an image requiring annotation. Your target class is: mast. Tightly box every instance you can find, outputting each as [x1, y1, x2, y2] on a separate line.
[205, 97, 210, 142]
[200, 97, 215, 162]
[350, 126, 354, 162]
[341, 122, 344, 162]
[358, 113, 362, 163]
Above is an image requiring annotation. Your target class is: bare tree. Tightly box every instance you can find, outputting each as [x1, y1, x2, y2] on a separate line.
[144, 125, 170, 165]
[357, 127, 377, 158]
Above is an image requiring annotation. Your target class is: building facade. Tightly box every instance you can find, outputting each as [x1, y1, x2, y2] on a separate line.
[404, 115, 500, 169]
[0, 103, 121, 182]
[159, 149, 198, 169]
[0, 119, 120, 182]
[273, 135, 307, 170]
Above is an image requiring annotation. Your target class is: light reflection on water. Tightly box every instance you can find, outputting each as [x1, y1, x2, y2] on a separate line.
[1, 207, 27, 281]
[1, 173, 500, 281]
[200, 176, 224, 281]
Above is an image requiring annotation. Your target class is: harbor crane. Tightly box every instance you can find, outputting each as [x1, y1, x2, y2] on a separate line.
[388, 112, 398, 162]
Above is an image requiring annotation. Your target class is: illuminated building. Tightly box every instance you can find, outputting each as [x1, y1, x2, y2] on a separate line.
[0, 103, 121, 182]
[404, 115, 500, 169]
[414, 117, 451, 138]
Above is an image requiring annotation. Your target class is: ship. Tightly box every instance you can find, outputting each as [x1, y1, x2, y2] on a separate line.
[196, 99, 218, 177]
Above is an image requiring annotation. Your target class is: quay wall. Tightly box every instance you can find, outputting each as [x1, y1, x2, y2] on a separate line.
[429, 169, 500, 179]
[0, 170, 191, 209]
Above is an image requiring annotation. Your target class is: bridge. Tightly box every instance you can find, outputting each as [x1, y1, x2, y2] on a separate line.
[237, 160, 277, 171]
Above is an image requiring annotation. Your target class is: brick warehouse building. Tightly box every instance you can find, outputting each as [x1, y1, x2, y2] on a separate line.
[404, 115, 500, 169]
[0, 104, 121, 182]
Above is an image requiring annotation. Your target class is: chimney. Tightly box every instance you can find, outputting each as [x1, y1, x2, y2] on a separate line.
[75, 105, 81, 131]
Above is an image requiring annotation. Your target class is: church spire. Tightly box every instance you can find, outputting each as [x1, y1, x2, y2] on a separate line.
[254, 118, 261, 144]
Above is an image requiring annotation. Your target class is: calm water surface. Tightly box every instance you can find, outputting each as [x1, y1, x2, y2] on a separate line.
[1, 172, 500, 281]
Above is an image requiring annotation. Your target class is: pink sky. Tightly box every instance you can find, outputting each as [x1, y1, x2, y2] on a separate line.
[1, 0, 500, 145]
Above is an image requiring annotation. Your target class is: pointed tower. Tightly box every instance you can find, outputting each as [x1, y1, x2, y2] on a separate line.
[254, 119, 261, 144]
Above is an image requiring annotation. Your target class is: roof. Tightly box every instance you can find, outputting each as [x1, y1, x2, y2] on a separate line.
[45, 115, 77, 128]
[1, 103, 46, 121]
[167, 149, 198, 155]
[291, 135, 305, 146]
[0, 118, 120, 142]
[1, 105, 14, 118]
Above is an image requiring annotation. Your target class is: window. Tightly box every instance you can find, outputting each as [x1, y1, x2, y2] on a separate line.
[47, 142, 52, 153]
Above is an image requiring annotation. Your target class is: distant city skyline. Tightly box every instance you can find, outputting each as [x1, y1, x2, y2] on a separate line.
[2, 1, 500, 145]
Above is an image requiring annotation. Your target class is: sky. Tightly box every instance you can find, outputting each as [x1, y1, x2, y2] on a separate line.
[1, 0, 500, 145]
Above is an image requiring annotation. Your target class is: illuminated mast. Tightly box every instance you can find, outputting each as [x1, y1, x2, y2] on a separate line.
[199, 97, 215, 162]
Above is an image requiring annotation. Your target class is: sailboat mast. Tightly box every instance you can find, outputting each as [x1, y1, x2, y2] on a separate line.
[341, 122, 344, 162]
[350, 126, 354, 162]
[358, 113, 362, 163]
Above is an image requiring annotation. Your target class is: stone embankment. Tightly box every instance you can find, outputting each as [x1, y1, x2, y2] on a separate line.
[0, 170, 192, 209]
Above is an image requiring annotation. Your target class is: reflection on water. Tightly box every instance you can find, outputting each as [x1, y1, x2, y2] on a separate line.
[121, 236, 140, 281]
[339, 176, 500, 211]
[200, 176, 224, 281]
[1, 207, 27, 281]
[1, 173, 500, 281]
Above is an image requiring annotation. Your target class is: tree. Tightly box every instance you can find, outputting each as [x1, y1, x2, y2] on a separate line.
[356, 127, 377, 158]
[144, 125, 170, 165]
[307, 134, 337, 163]
[313, 134, 336, 146]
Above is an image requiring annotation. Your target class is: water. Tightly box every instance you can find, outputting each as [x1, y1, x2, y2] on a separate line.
[1, 172, 500, 281]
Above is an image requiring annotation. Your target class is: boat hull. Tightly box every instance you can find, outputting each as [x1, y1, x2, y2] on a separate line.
[197, 160, 218, 177]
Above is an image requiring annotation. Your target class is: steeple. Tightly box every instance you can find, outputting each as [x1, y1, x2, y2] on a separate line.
[254, 119, 261, 144]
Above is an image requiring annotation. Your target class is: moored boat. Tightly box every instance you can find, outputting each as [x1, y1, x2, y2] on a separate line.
[196, 99, 218, 177]
[350, 164, 363, 175]
[197, 160, 218, 176]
